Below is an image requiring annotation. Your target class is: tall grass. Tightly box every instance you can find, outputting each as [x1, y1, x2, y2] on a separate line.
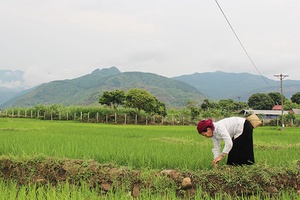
[0, 118, 299, 170]
[0, 180, 298, 200]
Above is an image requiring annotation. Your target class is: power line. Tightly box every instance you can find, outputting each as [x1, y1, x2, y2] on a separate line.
[214, 0, 273, 89]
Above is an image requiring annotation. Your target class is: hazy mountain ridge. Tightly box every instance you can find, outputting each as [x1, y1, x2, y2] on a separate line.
[0, 67, 204, 108]
[0, 67, 122, 107]
[0, 87, 23, 105]
[1, 67, 300, 108]
[173, 71, 299, 101]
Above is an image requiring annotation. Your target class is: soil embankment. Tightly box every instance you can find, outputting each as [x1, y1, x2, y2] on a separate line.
[1, 157, 299, 198]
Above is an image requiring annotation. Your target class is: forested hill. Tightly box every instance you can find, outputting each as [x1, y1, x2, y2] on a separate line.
[1, 67, 205, 108]
[173, 71, 300, 101]
[3, 67, 300, 108]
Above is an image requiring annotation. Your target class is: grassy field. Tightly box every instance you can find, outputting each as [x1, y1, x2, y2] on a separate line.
[0, 118, 299, 170]
[0, 118, 299, 199]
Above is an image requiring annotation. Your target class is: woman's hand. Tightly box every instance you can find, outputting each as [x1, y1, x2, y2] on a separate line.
[212, 153, 226, 167]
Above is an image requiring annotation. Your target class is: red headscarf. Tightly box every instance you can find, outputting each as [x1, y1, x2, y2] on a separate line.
[197, 119, 215, 134]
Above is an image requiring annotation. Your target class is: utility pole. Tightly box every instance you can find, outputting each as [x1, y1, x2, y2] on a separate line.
[274, 74, 289, 130]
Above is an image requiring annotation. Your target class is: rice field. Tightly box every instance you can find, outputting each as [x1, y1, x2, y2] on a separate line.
[0, 180, 299, 200]
[0, 118, 299, 170]
[0, 118, 299, 199]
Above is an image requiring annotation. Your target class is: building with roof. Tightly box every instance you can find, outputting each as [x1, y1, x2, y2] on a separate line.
[243, 109, 288, 120]
[290, 109, 300, 114]
[272, 105, 282, 111]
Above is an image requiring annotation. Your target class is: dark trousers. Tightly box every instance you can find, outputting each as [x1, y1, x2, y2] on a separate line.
[227, 120, 255, 166]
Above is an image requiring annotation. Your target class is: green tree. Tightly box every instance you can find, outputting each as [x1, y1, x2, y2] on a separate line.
[99, 89, 125, 109]
[201, 108, 223, 119]
[268, 92, 284, 105]
[34, 104, 47, 113]
[218, 99, 236, 112]
[185, 100, 199, 120]
[190, 106, 200, 120]
[248, 93, 274, 110]
[200, 99, 219, 110]
[125, 88, 166, 116]
[153, 98, 167, 117]
[285, 113, 296, 126]
[284, 99, 300, 110]
[239, 102, 249, 110]
[291, 92, 300, 104]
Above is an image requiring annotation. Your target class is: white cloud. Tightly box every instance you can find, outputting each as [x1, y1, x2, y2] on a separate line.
[1, 0, 300, 88]
[0, 80, 23, 89]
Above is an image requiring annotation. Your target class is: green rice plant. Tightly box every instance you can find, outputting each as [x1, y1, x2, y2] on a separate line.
[0, 118, 299, 171]
[0, 180, 104, 200]
[0, 118, 213, 170]
[254, 126, 300, 166]
[0, 180, 298, 200]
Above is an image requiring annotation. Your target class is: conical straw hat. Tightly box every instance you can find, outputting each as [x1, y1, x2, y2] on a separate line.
[246, 114, 262, 128]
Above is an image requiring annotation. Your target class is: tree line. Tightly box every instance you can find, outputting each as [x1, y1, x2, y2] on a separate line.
[248, 92, 300, 110]
[2, 89, 300, 126]
[98, 89, 300, 115]
[98, 88, 167, 117]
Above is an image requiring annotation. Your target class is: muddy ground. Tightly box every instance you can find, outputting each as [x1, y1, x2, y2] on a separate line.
[0, 157, 299, 199]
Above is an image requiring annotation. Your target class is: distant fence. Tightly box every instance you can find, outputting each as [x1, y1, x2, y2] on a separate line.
[0, 109, 197, 125]
[5, 109, 298, 127]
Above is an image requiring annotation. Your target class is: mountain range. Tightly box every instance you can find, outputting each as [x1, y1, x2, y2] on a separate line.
[1, 67, 299, 108]
[173, 71, 296, 100]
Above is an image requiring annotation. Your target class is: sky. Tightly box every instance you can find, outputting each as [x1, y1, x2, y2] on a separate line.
[1, 0, 300, 88]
